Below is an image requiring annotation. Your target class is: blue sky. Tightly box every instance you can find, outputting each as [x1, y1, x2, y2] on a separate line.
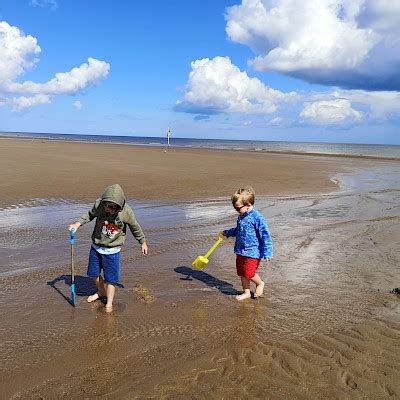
[0, 0, 399, 144]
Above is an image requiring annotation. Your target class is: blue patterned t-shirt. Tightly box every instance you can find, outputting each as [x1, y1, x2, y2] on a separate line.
[224, 207, 273, 259]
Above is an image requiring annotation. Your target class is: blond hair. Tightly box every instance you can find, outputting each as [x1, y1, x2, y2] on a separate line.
[231, 186, 255, 206]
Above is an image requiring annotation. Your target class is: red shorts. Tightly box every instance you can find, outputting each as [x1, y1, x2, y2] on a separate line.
[236, 255, 261, 279]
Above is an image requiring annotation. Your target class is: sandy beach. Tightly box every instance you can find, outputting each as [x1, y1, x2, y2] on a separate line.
[0, 137, 346, 207]
[1, 137, 399, 399]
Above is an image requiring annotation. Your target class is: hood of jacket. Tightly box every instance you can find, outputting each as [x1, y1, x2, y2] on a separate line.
[101, 184, 126, 209]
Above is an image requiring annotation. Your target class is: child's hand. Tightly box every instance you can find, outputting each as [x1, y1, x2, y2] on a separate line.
[218, 231, 226, 239]
[264, 258, 271, 266]
[141, 242, 148, 256]
[68, 222, 81, 232]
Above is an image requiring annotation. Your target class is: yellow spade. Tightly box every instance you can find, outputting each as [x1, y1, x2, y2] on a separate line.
[192, 236, 224, 270]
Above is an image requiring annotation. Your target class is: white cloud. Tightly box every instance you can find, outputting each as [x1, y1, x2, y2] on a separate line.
[332, 89, 400, 119]
[73, 100, 82, 110]
[299, 89, 400, 124]
[175, 56, 296, 115]
[0, 21, 110, 112]
[225, 0, 400, 90]
[7, 58, 110, 95]
[12, 94, 50, 112]
[175, 54, 398, 127]
[300, 98, 362, 124]
[176, 55, 399, 127]
[0, 21, 41, 83]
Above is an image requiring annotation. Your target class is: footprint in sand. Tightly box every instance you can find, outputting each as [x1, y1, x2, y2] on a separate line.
[341, 371, 357, 390]
[131, 284, 155, 304]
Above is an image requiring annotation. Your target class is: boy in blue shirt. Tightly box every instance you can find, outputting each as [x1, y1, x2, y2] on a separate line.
[222, 186, 273, 301]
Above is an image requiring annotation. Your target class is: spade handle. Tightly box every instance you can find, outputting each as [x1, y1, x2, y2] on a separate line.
[204, 236, 224, 259]
[70, 229, 75, 283]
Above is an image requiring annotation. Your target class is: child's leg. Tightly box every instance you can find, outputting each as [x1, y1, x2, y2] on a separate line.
[87, 275, 107, 302]
[105, 283, 116, 312]
[236, 276, 251, 301]
[102, 252, 120, 312]
[95, 275, 107, 296]
[251, 273, 265, 298]
[87, 247, 106, 302]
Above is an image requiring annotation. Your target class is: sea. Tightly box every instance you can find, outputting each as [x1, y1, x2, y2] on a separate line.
[1, 131, 399, 159]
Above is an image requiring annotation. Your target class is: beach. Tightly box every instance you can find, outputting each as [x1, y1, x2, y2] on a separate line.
[1, 137, 400, 399]
[0, 137, 346, 207]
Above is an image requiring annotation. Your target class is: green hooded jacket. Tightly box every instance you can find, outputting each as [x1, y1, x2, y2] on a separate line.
[78, 184, 146, 247]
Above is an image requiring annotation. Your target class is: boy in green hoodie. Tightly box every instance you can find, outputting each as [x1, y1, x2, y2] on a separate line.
[68, 184, 148, 312]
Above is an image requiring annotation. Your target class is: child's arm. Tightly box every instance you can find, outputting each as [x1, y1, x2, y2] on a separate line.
[68, 222, 81, 232]
[125, 207, 147, 247]
[68, 200, 99, 232]
[140, 242, 148, 255]
[222, 227, 237, 237]
[256, 217, 273, 259]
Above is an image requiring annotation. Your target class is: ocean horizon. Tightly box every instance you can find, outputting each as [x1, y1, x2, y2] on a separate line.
[1, 130, 400, 159]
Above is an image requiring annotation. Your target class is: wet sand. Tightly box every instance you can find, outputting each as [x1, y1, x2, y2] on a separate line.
[0, 137, 344, 207]
[1, 137, 400, 399]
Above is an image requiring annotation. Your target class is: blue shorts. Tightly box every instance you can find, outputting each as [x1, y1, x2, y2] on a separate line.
[87, 246, 120, 284]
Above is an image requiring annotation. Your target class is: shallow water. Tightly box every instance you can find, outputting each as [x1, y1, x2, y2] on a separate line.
[1, 161, 400, 399]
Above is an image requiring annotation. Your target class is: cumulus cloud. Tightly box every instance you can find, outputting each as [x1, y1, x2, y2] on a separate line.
[0, 21, 110, 111]
[300, 99, 362, 124]
[176, 54, 398, 126]
[0, 21, 41, 83]
[298, 88, 400, 124]
[12, 94, 50, 112]
[175, 56, 296, 115]
[332, 89, 400, 119]
[225, 0, 400, 91]
[7, 57, 110, 95]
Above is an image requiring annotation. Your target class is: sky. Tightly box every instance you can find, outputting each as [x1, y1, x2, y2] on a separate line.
[0, 0, 399, 144]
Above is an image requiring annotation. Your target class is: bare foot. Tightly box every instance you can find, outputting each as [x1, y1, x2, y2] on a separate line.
[87, 293, 106, 303]
[235, 291, 251, 301]
[255, 281, 265, 298]
[105, 304, 113, 313]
